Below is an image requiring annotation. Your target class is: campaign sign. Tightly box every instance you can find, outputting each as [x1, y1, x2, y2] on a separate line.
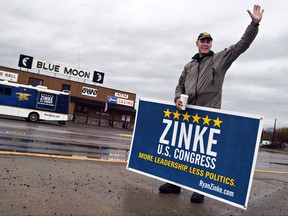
[36, 92, 57, 111]
[127, 98, 263, 209]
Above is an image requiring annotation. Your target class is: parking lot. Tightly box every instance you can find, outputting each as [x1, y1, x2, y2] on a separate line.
[0, 118, 287, 216]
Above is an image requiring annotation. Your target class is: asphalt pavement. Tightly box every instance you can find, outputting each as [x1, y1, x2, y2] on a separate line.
[0, 151, 287, 216]
[0, 119, 287, 216]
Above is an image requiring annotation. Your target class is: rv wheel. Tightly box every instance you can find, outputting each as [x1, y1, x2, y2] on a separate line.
[58, 121, 66, 125]
[28, 112, 39, 122]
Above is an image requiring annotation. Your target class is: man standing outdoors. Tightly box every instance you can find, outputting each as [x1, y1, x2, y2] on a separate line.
[159, 5, 264, 203]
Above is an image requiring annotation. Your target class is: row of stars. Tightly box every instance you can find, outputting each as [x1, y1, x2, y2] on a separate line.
[163, 108, 223, 128]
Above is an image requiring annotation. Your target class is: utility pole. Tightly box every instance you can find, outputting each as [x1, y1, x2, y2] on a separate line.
[272, 118, 277, 144]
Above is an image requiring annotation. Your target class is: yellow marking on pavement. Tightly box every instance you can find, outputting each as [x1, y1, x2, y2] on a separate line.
[255, 169, 288, 174]
[1, 151, 287, 174]
[0, 151, 127, 163]
[116, 134, 132, 138]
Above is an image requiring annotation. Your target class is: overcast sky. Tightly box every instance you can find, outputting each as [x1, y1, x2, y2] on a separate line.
[1, 0, 287, 129]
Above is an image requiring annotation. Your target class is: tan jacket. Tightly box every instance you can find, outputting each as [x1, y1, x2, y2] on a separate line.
[175, 22, 259, 109]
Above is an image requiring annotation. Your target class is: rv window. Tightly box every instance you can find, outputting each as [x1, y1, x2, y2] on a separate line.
[0, 87, 12, 96]
[4, 88, 12, 96]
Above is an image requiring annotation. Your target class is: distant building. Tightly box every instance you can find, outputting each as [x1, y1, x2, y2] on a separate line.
[0, 65, 136, 130]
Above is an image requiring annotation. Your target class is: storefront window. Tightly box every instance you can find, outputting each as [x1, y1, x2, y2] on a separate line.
[28, 77, 43, 86]
[122, 115, 131, 122]
[76, 104, 88, 113]
[62, 84, 71, 91]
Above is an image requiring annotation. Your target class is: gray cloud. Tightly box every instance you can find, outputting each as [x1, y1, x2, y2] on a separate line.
[0, 0, 287, 128]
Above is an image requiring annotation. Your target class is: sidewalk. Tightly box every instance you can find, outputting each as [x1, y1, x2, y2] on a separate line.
[0, 154, 287, 216]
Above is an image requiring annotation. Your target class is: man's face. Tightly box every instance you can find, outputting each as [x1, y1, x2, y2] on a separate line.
[196, 38, 212, 57]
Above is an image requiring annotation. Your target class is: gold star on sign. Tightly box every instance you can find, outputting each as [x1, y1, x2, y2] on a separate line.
[182, 112, 190, 121]
[202, 115, 212, 126]
[213, 117, 223, 128]
[163, 108, 172, 118]
[192, 113, 201, 123]
[173, 110, 181, 120]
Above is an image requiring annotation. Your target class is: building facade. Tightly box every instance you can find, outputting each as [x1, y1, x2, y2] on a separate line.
[0, 65, 136, 130]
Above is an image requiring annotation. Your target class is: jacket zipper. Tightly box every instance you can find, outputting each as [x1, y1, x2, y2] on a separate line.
[195, 62, 201, 105]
